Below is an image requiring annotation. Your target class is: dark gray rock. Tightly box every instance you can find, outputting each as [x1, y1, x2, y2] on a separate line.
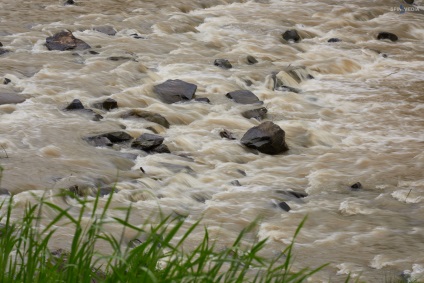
[328, 38, 341, 43]
[97, 187, 118, 196]
[246, 55, 258, 65]
[194, 97, 210, 103]
[245, 79, 253, 86]
[226, 90, 262, 104]
[404, 0, 414, 3]
[0, 93, 26, 105]
[350, 182, 362, 191]
[278, 201, 291, 212]
[219, 129, 236, 140]
[159, 162, 195, 175]
[46, 30, 91, 51]
[287, 191, 308, 198]
[131, 133, 164, 151]
[84, 136, 112, 147]
[3, 78, 11, 85]
[0, 48, 9, 56]
[0, 188, 10, 195]
[153, 79, 197, 104]
[271, 73, 301, 93]
[65, 99, 85, 110]
[241, 121, 289, 155]
[282, 29, 300, 42]
[0, 42, 2, 47]
[92, 98, 118, 110]
[85, 131, 133, 147]
[65, 0, 75, 4]
[377, 32, 398, 42]
[107, 56, 134, 61]
[93, 26, 117, 36]
[121, 109, 170, 128]
[214, 59, 232, 69]
[150, 144, 170, 154]
[241, 107, 267, 120]
[230, 180, 241, 186]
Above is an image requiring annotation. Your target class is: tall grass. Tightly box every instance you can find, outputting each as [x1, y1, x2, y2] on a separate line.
[0, 189, 327, 283]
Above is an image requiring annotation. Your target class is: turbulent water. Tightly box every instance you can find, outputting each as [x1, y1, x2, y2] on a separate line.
[1, 0, 424, 281]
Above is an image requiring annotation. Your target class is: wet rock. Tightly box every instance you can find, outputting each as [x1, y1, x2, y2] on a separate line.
[237, 169, 246, 176]
[226, 90, 262, 104]
[282, 29, 300, 42]
[130, 33, 145, 39]
[46, 30, 91, 51]
[107, 56, 134, 61]
[271, 72, 301, 93]
[64, 0, 75, 4]
[92, 113, 104, 121]
[121, 109, 170, 128]
[0, 93, 26, 105]
[278, 201, 291, 212]
[241, 107, 267, 120]
[219, 129, 236, 140]
[194, 97, 211, 103]
[245, 79, 253, 86]
[89, 50, 99, 55]
[287, 191, 308, 198]
[97, 186, 118, 196]
[150, 144, 171, 154]
[230, 180, 241, 186]
[328, 38, 341, 43]
[0, 48, 9, 56]
[85, 131, 133, 146]
[246, 55, 258, 65]
[241, 121, 289, 155]
[350, 182, 362, 191]
[377, 32, 398, 42]
[404, 0, 414, 3]
[3, 78, 11, 85]
[93, 25, 117, 36]
[0, 188, 11, 195]
[131, 133, 164, 151]
[64, 99, 85, 110]
[0, 42, 2, 47]
[214, 59, 232, 69]
[92, 98, 118, 111]
[153, 79, 197, 104]
[159, 162, 195, 175]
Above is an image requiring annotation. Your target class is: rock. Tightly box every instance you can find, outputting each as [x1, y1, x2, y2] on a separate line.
[0, 93, 26, 105]
[150, 144, 171, 154]
[245, 79, 253, 86]
[0, 48, 9, 56]
[89, 50, 99, 55]
[246, 55, 258, 65]
[3, 78, 11, 85]
[97, 187, 118, 196]
[219, 129, 236, 140]
[153, 79, 197, 104]
[64, 0, 75, 4]
[225, 90, 262, 104]
[241, 107, 267, 120]
[0, 42, 2, 47]
[64, 99, 85, 110]
[0, 188, 11, 195]
[241, 121, 289, 155]
[287, 191, 308, 198]
[194, 97, 210, 103]
[271, 72, 301, 93]
[404, 0, 414, 3]
[92, 98, 118, 111]
[107, 56, 134, 61]
[46, 30, 91, 51]
[377, 32, 398, 42]
[131, 133, 164, 151]
[278, 201, 291, 212]
[159, 162, 195, 175]
[93, 26, 117, 36]
[214, 59, 232, 69]
[350, 182, 362, 191]
[85, 131, 133, 146]
[282, 29, 300, 42]
[230, 180, 241, 186]
[121, 109, 170, 128]
[328, 38, 341, 43]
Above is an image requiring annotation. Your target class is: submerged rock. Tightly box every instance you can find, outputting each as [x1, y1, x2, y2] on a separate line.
[377, 32, 398, 42]
[0, 48, 9, 56]
[64, 99, 85, 110]
[92, 98, 118, 111]
[226, 90, 262, 104]
[121, 109, 170, 128]
[150, 144, 170, 154]
[282, 29, 300, 42]
[328, 38, 341, 43]
[64, 0, 75, 5]
[241, 121, 289, 155]
[0, 93, 26, 105]
[93, 25, 117, 36]
[219, 129, 236, 140]
[214, 59, 232, 69]
[241, 107, 267, 120]
[131, 133, 164, 151]
[246, 55, 258, 65]
[46, 30, 91, 51]
[153, 79, 197, 104]
[85, 131, 133, 147]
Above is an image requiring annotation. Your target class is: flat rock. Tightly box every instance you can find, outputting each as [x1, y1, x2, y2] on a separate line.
[214, 59, 232, 69]
[121, 109, 170, 128]
[153, 79, 197, 104]
[46, 30, 91, 51]
[226, 90, 262, 104]
[282, 29, 300, 42]
[241, 121, 289, 155]
[93, 26, 117, 36]
[241, 107, 267, 120]
[131, 133, 164, 151]
[0, 93, 26, 105]
[377, 32, 398, 42]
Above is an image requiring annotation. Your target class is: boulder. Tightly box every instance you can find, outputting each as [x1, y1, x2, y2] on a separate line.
[214, 59, 232, 69]
[121, 109, 170, 128]
[328, 38, 341, 43]
[377, 32, 398, 42]
[0, 93, 26, 105]
[131, 133, 164, 151]
[219, 129, 236, 140]
[153, 79, 197, 104]
[46, 30, 91, 51]
[241, 121, 289, 155]
[85, 131, 133, 146]
[246, 55, 258, 65]
[241, 107, 267, 120]
[64, 99, 85, 110]
[150, 144, 171, 153]
[93, 26, 117, 36]
[226, 90, 262, 104]
[92, 98, 118, 110]
[282, 29, 300, 42]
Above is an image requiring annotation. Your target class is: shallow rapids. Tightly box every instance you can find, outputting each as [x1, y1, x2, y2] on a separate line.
[1, 0, 424, 281]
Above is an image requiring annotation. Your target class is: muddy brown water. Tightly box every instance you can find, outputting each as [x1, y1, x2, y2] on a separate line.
[1, 0, 423, 281]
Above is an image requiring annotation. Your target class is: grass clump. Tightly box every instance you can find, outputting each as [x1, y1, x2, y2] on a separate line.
[0, 190, 326, 283]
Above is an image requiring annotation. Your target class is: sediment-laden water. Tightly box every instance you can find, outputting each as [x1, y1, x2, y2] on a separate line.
[1, 0, 423, 281]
